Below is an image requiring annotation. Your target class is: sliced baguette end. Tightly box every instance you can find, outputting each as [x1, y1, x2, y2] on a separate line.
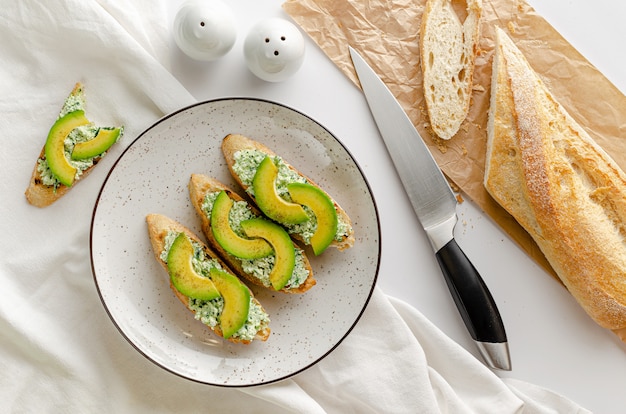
[420, 0, 483, 140]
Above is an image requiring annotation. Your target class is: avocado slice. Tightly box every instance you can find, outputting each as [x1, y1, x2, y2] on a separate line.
[288, 183, 338, 255]
[240, 218, 295, 291]
[208, 267, 251, 339]
[44, 110, 90, 186]
[166, 233, 221, 301]
[252, 156, 309, 224]
[210, 191, 273, 259]
[71, 127, 121, 160]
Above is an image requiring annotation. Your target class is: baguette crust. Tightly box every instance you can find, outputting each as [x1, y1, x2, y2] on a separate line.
[188, 174, 316, 294]
[146, 213, 270, 343]
[25, 147, 102, 207]
[484, 28, 626, 330]
[420, 0, 482, 140]
[222, 134, 355, 251]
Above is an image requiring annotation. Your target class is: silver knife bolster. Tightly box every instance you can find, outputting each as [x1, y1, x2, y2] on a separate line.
[476, 341, 512, 371]
[424, 214, 457, 252]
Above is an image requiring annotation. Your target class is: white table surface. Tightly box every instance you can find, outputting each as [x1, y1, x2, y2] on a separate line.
[165, 1, 626, 412]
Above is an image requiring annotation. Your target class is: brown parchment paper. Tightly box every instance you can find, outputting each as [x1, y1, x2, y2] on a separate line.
[283, 0, 626, 342]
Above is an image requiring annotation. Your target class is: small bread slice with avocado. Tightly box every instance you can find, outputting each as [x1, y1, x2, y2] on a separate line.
[189, 174, 316, 294]
[146, 213, 270, 344]
[25, 82, 123, 207]
[221, 134, 355, 254]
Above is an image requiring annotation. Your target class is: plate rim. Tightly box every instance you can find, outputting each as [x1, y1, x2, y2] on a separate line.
[89, 97, 382, 387]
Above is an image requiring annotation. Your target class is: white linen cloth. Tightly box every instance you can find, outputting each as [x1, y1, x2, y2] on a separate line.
[0, 1, 589, 412]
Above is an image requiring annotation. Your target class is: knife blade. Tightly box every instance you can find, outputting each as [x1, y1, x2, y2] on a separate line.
[349, 46, 511, 371]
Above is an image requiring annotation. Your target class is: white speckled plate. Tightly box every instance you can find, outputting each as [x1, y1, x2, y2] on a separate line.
[90, 98, 380, 387]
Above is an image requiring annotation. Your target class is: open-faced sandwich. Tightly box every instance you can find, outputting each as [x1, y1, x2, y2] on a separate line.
[221, 133, 355, 255]
[189, 174, 316, 294]
[25, 82, 123, 207]
[146, 213, 271, 344]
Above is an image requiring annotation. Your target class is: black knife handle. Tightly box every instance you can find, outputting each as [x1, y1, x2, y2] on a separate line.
[435, 238, 507, 343]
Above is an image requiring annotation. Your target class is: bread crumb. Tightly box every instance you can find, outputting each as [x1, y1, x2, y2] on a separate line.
[419, 104, 428, 120]
[507, 21, 516, 34]
[461, 144, 468, 156]
[422, 120, 449, 153]
[472, 84, 485, 92]
[449, 180, 460, 192]
[456, 194, 464, 204]
[432, 134, 448, 154]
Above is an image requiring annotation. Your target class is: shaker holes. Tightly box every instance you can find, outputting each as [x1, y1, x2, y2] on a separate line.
[265, 36, 287, 56]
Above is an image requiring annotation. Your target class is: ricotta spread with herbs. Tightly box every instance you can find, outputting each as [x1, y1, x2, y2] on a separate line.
[37, 90, 123, 188]
[37, 125, 108, 187]
[201, 192, 311, 289]
[232, 149, 352, 243]
[161, 231, 270, 341]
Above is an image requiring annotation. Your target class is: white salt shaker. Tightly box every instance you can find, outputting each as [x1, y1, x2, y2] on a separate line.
[173, 0, 237, 61]
[244, 18, 305, 82]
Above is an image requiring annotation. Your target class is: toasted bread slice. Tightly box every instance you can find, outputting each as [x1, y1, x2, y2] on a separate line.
[484, 28, 626, 330]
[188, 174, 316, 294]
[25, 82, 123, 207]
[420, 0, 482, 140]
[146, 213, 270, 343]
[222, 133, 355, 251]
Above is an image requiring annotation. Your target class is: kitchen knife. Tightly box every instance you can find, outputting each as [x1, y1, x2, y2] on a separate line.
[349, 46, 511, 371]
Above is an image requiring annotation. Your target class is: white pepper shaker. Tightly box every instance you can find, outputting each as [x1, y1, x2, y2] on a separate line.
[244, 18, 305, 82]
[173, 0, 237, 61]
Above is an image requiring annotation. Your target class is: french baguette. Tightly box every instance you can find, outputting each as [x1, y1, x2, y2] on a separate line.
[25, 82, 123, 207]
[146, 213, 271, 343]
[221, 133, 355, 252]
[188, 174, 316, 293]
[420, 0, 482, 140]
[484, 28, 626, 330]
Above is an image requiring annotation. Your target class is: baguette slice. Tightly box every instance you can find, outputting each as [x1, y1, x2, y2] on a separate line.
[420, 0, 482, 140]
[484, 28, 626, 330]
[222, 134, 355, 251]
[25, 82, 123, 207]
[146, 213, 270, 343]
[188, 174, 316, 294]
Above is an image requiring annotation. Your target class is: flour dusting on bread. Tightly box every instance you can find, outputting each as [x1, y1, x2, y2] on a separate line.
[485, 28, 626, 329]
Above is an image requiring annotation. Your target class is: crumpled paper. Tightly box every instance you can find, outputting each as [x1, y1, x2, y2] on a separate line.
[282, 0, 626, 341]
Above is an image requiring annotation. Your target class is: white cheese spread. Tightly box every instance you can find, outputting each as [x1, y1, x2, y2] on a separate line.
[232, 149, 352, 243]
[38, 90, 123, 188]
[202, 192, 311, 289]
[161, 231, 269, 341]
